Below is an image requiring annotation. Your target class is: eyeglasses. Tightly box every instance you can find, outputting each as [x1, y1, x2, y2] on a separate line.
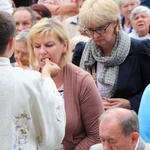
[14, 50, 29, 57]
[84, 22, 111, 35]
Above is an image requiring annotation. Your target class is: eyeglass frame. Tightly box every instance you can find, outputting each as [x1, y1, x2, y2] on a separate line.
[84, 22, 111, 35]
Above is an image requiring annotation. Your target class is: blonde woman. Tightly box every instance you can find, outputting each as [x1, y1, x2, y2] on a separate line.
[28, 17, 104, 149]
[115, 0, 139, 33]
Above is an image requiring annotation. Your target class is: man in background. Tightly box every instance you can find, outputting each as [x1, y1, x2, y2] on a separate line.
[90, 108, 150, 150]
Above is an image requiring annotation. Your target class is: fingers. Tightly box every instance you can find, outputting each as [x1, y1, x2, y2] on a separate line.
[44, 58, 50, 64]
[44, 59, 56, 66]
[17, 59, 23, 66]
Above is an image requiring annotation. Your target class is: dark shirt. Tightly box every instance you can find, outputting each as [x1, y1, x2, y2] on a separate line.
[121, 15, 133, 33]
[10, 53, 15, 63]
[13, 0, 33, 7]
[72, 42, 86, 66]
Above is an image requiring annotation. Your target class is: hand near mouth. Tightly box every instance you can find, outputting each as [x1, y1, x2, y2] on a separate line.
[41, 58, 61, 78]
[15, 60, 29, 70]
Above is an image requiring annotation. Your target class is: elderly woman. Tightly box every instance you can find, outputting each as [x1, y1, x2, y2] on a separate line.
[115, 0, 139, 33]
[27, 17, 104, 149]
[129, 5, 150, 39]
[79, 0, 150, 113]
[13, 29, 30, 69]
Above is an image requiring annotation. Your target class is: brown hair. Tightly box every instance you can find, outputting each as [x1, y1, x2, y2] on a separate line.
[30, 4, 51, 18]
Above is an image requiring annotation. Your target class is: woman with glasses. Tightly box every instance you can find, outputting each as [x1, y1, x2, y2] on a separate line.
[79, 0, 150, 114]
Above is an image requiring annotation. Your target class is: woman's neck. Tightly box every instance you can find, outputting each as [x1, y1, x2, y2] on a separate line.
[124, 18, 131, 28]
[138, 30, 149, 37]
[53, 68, 64, 89]
[101, 34, 116, 56]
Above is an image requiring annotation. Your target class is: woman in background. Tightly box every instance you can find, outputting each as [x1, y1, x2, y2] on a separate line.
[30, 3, 51, 22]
[79, 0, 150, 113]
[129, 5, 150, 39]
[13, 30, 30, 69]
[115, 0, 139, 33]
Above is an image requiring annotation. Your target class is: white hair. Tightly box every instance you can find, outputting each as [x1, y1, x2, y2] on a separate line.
[130, 5, 150, 22]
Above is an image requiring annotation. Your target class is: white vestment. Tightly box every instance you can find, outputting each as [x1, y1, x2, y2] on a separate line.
[0, 57, 66, 150]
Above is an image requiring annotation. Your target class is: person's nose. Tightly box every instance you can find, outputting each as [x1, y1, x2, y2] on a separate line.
[138, 17, 143, 22]
[17, 24, 24, 32]
[93, 31, 101, 38]
[39, 45, 47, 54]
[78, 26, 82, 32]
[103, 142, 112, 150]
[128, 5, 133, 11]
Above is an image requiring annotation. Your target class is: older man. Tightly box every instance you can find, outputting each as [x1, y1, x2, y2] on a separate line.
[12, 7, 36, 34]
[11, 7, 36, 63]
[90, 108, 150, 150]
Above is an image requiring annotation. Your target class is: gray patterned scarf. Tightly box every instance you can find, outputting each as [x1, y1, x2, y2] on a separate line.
[80, 30, 131, 98]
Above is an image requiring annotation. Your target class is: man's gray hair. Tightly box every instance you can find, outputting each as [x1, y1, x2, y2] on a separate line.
[99, 108, 139, 136]
[130, 5, 150, 22]
[15, 29, 29, 46]
[13, 7, 36, 26]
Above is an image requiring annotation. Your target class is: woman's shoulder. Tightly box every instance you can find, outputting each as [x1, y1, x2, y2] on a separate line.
[65, 62, 91, 76]
[64, 62, 94, 85]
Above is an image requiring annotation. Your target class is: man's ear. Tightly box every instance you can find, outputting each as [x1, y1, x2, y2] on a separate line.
[131, 132, 139, 145]
[8, 37, 15, 50]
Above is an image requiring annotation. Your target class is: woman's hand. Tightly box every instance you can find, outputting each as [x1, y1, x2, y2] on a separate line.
[103, 98, 130, 110]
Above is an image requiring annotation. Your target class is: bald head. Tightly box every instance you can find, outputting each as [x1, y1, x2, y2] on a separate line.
[99, 108, 139, 136]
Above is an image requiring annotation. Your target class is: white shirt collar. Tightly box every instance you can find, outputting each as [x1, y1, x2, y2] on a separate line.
[134, 138, 139, 150]
[0, 57, 11, 66]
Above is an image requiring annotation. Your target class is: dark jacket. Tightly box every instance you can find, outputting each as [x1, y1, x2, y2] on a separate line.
[72, 38, 150, 113]
[140, 0, 150, 7]
[113, 38, 150, 113]
[72, 42, 86, 66]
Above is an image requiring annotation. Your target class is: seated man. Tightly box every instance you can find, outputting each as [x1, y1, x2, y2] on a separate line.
[90, 108, 150, 150]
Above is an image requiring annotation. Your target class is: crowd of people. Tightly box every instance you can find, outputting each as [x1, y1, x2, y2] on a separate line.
[0, 0, 150, 149]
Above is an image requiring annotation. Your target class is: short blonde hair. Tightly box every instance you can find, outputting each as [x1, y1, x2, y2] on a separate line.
[79, 0, 122, 32]
[27, 18, 71, 69]
[114, 0, 140, 7]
